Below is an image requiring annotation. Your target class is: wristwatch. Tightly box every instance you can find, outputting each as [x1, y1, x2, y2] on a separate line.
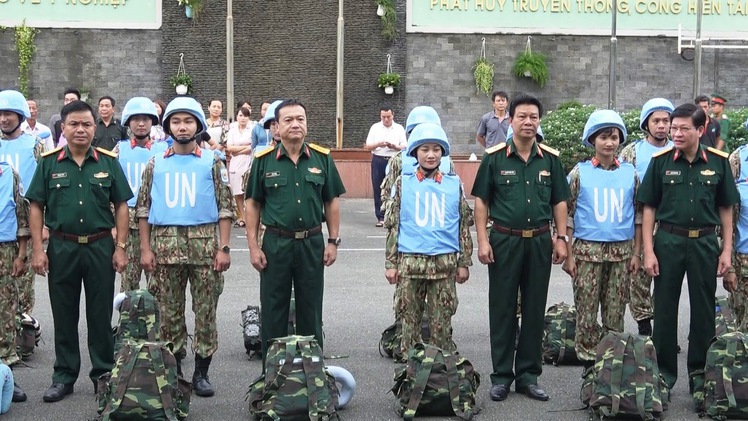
[220, 245, 231, 254]
[556, 235, 570, 243]
[328, 237, 341, 246]
[116, 241, 127, 251]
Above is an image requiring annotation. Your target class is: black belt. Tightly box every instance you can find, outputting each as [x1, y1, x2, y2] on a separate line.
[0, 241, 17, 248]
[658, 223, 715, 239]
[264, 225, 322, 240]
[50, 230, 110, 244]
[491, 223, 550, 238]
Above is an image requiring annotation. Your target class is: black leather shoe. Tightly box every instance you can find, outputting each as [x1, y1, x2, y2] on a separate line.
[192, 372, 215, 397]
[637, 318, 653, 336]
[12, 382, 26, 402]
[42, 383, 74, 402]
[490, 384, 509, 401]
[517, 384, 549, 401]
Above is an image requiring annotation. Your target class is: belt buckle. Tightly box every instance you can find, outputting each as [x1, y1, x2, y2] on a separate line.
[688, 229, 699, 238]
[522, 229, 533, 238]
[294, 230, 307, 240]
[77, 235, 89, 244]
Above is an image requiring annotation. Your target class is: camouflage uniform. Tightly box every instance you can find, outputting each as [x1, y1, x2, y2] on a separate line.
[729, 149, 748, 329]
[136, 146, 235, 359]
[384, 169, 473, 356]
[567, 158, 641, 361]
[0, 131, 44, 315]
[0, 169, 29, 367]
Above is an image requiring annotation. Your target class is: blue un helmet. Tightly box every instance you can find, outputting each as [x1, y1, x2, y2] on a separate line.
[405, 106, 441, 134]
[121, 97, 160, 126]
[639, 98, 674, 132]
[507, 125, 544, 142]
[408, 122, 450, 157]
[263, 100, 284, 129]
[162, 96, 207, 137]
[0, 90, 31, 125]
[582, 109, 627, 147]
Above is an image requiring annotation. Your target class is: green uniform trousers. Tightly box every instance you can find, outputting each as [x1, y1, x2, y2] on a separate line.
[48, 236, 115, 385]
[653, 231, 719, 389]
[260, 231, 325, 363]
[488, 230, 552, 389]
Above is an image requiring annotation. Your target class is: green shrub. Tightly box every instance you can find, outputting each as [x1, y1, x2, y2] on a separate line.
[726, 108, 748, 152]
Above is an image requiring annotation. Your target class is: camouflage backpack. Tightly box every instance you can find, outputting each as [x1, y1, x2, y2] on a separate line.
[242, 305, 262, 356]
[695, 331, 748, 420]
[542, 302, 580, 365]
[379, 316, 432, 362]
[96, 341, 192, 421]
[581, 332, 669, 420]
[715, 295, 737, 338]
[248, 335, 339, 421]
[113, 289, 161, 354]
[16, 313, 40, 359]
[391, 343, 480, 420]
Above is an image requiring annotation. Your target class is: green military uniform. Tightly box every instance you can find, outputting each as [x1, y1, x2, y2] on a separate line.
[245, 142, 345, 355]
[384, 168, 473, 356]
[471, 140, 570, 389]
[136, 146, 235, 360]
[25, 145, 132, 386]
[637, 144, 739, 389]
[566, 158, 640, 362]
[0, 168, 29, 367]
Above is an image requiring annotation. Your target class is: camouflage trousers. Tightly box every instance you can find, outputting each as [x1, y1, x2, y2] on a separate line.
[573, 260, 629, 361]
[0, 245, 20, 366]
[628, 265, 653, 322]
[398, 275, 458, 356]
[148, 264, 224, 358]
[120, 228, 149, 292]
[730, 253, 748, 330]
[16, 242, 34, 315]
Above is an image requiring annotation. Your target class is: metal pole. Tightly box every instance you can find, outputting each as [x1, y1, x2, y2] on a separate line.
[335, 0, 345, 149]
[608, 0, 617, 110]
[693, 0, 703, 98]
[226, 0, 235, 121]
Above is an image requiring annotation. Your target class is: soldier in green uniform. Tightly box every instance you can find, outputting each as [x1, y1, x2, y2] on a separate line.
[711, 95, 730, 152]
[138, 97, 234, 397]
[26, 100, 132, 402]
[472, 93, 570, 403]
[245, 99, 345, 364]
[638, 103, 738, 401]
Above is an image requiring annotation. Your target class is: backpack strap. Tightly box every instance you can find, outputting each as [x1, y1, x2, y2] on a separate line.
[260, 339, 298, 419]
[444, 352, 473, 420]
[106, 342, 144, 416]
[600, 334, 628, 418]
[403, 345, 438, 421]
[557, 305, 569, 363]
[299, 339, 327, 420]
[631, 337, 649, 419]
[148, 344, 179, 421]
[723, 336, 739, 408]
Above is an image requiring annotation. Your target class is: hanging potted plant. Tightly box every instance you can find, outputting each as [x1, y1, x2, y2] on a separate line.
[512, 36, 549, 88]
[378, 73, 400, 95]
[473, 38, 494, 96]
[171, 53, 193, 95]
[177, 0, 203, 19]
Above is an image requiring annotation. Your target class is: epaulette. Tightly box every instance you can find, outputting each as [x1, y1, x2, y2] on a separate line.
[41, 147, 62, 158]
[651, 146, 674, 158]
[308, 143, 330, 155]
[707, 147, 729, 158]
[538, 143, 560, 156]
[254, 147, 274, 159]
[485, 143, 507, 154]
[96, 147, 118, 158]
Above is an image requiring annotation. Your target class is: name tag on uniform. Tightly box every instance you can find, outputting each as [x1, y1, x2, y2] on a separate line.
[265, 171, 280, 178]
[665, 170, 681, 176]
[52, 172, 67, 179]
[500, 170, 516, 176]
[701, 170, 716, 176]
[308, 167, 322, 174]
[93, 172, 109, 178]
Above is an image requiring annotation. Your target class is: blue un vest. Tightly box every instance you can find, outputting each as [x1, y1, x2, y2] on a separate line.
[118, 141, 168, 208]
[735, 146, 748, 254]
[0, 163, 17, 242]
[148, 152, 218, 226]
[574, 161, 636, 242]
[0, 134, 37, 196]
[631, 139, 673, 181]
[400, 154, 452, 175]
[398, 173, 460, 255]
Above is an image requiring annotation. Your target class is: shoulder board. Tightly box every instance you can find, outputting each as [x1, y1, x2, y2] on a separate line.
[651, 146, 674, 158]
[707, 147, 729, 158]
[41, 147, 62, 157]
[485, 143, 507, 154]
[96, 147, 118, 158]
[538, 143, 560, 156]
[308, 143, 330, 155]
[254, 147, 274, 159]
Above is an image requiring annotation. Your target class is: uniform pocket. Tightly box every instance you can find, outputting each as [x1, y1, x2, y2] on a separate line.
[264, 176, 288, 205]
[305, 174, 324, 195]
[498, 175, 519, 200]
[47, 178, 71, 209]
[697, 173, 718, 203]
[662, 174, 683, 205]
[536, 176, 551, 202]
[89, 176, 112, 202]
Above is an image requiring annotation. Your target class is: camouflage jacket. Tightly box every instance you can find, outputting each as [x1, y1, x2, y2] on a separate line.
[135, 147, 235, 265]
[380, 152, 403, 214]
[567, 158, 641, 262]
[729, 148, 745, 264]
[384, 169, 473, 279]
[0, 169, 31, 277]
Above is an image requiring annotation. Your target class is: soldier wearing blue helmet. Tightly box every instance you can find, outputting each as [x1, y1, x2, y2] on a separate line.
[384, 122, 472, 357]
[563, 110, 641, 372]
[136, 96, 235, 397]
[619, 97, 674, 336]
[114, 97, 168, 292]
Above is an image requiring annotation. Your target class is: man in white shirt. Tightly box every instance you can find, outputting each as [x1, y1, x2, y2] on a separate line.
[21, 99, 52, 150]
[364, 105, 407, 226]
